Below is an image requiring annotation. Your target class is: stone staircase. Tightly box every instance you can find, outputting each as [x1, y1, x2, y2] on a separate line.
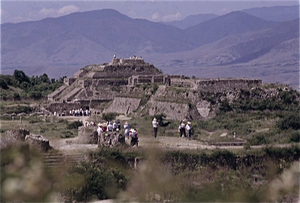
[41, 152, 86, 167]
[60, 87, 82, 102]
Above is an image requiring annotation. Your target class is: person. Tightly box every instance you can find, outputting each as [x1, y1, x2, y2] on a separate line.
[113, 121, 117, 131]
[234, 132, 236, 138]
[107, 122, 113, 132]
[97, 123, 103, 144]
[130, 128, 138, 147]
[186, 121, 192, 140]
[117, 121, 121, 131]
[152, 118, 158, 138]
[179, 120, 186, 137]
[124, 121, 130, 139]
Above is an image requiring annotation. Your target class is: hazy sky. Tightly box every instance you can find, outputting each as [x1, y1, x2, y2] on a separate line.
[1, 0, 299, 24]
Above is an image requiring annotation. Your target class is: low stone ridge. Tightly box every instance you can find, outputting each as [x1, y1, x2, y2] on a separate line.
[1, 129, 51, 152]
[25, 134, 51, 152]
[4, 128, 30, 141]
[78, 126, 98, 144]
[104, 97, 141, 115]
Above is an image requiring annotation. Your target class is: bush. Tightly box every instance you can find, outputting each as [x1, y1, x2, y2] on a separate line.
[67, 121, 83, 129]
[248, 134, 269, 145]
[60, 131, 74, 138]
[276, 112, 300, 130]
[153, 113, 170, 127]
[290, 131, 300, 142]
[102, 113, 118, 121]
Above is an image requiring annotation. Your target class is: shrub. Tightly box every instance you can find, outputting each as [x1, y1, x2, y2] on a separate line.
[153, 113, 170, 127]
[276, 112, 300, 130]
[67, 121, 83, 129]
[290, 131, 300, 142]
[102, 113, 118, 121]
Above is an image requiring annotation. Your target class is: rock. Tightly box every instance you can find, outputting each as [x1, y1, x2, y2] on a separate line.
[4, 128, 30, 141]
[25, 134, 51, 152]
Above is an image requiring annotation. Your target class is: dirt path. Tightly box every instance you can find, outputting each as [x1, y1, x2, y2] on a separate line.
[49, 117, 297, 153]
[50, 133, 297, 155]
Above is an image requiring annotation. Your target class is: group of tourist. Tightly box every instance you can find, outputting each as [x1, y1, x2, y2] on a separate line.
[95, 117, 193, 147]
[69, 109, 91, 117]
[52, 109, 91, 117]
[152, 118, 193, 140]
[178, 120, 192, 140]
[97, 120, 139, 147]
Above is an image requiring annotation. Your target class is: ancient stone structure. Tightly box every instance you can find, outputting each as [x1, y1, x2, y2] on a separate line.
[47, 57, 263, 120]
[78, 126, 98, 144]
[4, 128, 30, 141]
[25, 134, 51, 152]
[1, 129, 51, 152]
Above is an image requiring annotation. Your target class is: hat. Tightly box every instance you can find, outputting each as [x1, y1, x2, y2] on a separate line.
[98, 123, 102, 126]
[153, 118, 157, 121]
[130, 128, 136, 133]
[187, 121, 191, 125]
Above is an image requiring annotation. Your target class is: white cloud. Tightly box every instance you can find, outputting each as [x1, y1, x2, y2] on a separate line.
[57, 5, 79, 15]
[39, 8, 56, 16]
[151, 12, 160, 21]
[162, 12, 182, 22]
[151, 11, 182, 22]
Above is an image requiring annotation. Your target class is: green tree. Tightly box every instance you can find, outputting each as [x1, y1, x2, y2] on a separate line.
[13, 70, 30, 84]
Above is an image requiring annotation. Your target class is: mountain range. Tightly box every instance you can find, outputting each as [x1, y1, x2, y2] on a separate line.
[1, 5, 299, 89]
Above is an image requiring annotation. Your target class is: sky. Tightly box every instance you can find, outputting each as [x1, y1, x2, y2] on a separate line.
[1, 0, 299, 24]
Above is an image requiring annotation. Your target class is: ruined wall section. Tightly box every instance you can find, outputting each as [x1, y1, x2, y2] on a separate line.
[196, 78, 262, 92]
[47, 102, 82, 114]
[149, 101, 189, 120]
[48, 85, 68, 101]
[104, 97, 141, 115]
[128, 75, 170, 86]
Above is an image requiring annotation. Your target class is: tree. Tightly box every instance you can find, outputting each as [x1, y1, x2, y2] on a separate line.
[13, 70, 30, 84]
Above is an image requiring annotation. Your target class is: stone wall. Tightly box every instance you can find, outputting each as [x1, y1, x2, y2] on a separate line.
[78, 126, 97, 144]
[25, 134, 51, 152]
[195, 78, 262, 92]
[128, 75, 170, 86]
[64, 78, 76, 86]
[104, 97, 141, 114]
[149, 101, 189, 120]
[171, 78, 196, 88]
[48, 85, 68, 101]
[4, 128, 30, 141]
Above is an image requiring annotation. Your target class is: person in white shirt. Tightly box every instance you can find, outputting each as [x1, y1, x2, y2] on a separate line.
[97, 123, 103, 144]
[186, 121, 192, 140]
[124, 122, 130, 139]
[152, 118, 158, 138]
[107, 122, 113, 132]
[180, 120, 186, 137]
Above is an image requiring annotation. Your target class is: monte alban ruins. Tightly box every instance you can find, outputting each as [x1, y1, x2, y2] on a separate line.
[47, 57, 262, 120]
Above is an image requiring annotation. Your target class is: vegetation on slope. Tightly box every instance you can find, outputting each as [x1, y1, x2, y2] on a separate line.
[0, 70, 64, 100]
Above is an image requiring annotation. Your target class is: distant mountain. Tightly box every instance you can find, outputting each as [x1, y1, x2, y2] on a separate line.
[1, 8, 298, 89]
[163, 14, 218, 29]
[243, 5, 299, 22]
[184, 11, 276, 47]
[146, 18, 299, 88]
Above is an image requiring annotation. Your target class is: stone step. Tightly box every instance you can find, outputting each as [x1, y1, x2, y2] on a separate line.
[41, 152, 86, 167]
